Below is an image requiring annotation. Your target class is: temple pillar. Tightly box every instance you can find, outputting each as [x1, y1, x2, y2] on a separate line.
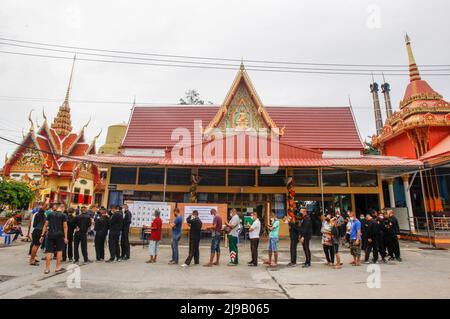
[388, 178, 396, 208]
[402, 175, 416, 232]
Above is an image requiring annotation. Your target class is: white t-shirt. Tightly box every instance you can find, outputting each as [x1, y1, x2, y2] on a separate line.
[249, 219, 261, 239]
[228, 214, 240, 237]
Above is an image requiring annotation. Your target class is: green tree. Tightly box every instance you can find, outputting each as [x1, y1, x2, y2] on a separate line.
[0, 179, 35, 209]
[363, 138, 380, 155]
[179, 89, 213, 105]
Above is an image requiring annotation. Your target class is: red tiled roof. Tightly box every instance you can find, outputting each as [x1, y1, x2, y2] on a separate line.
[122, 106, 363, 151]
[78, 154, 421, 168]
[421, 134, 450, 161]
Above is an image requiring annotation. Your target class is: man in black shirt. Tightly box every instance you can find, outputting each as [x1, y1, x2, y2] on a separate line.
[287, 214, 301, 267]
[73, 208, 92, 263]
[106, 205, 123, 262]
[94, 208, 109, 261]
[299, 208, 312, 268]
[387, 209, 402, 262]
[40, 203, 68, 274]
[182, 210, 203, 267]
[29, 202, 48, 266]
[121, 204, 132, 260]
[364, 214, 380, 263]
[64, 208, 76, 262]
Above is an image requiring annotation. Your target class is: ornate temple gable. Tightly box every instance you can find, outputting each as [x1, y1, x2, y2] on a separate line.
[204, 64, 283, 136]
[5, 132, 43, 174]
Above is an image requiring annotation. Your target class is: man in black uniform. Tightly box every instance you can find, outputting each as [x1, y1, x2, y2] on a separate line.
[29, 203, 48, 266]
[299, 208, 312, 268]
[73, 207, 92, 264]
[387, 209, 402, 262]
[361, 214, 368, 252]
[94, 208, 109, 261]
[63, 207, 76, 262]
[40, 203, 68, 274]
[182, 210, 203, 267]
[287, 207, 301, 267]
[364, 214, 380, 263]
[106, 205, 123, 262]
[121, 204, 132, 260]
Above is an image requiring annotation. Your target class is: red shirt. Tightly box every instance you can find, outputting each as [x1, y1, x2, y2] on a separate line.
[150, 217, 162, 241]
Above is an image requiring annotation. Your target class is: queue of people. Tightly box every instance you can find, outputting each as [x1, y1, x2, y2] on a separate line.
[23, 201, 403, 273]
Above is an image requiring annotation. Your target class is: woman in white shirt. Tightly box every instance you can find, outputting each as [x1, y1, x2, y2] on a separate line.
[247, 212, 261, 267]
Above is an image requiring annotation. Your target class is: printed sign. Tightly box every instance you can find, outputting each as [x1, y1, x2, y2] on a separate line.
[184, 205, 218, 224]
[126, 201, 172, 227]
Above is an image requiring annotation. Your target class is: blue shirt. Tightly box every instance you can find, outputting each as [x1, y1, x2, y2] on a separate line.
[172, 215, 182, 236]
[269, 220, 280, 238]
[350, 219, 361, 241]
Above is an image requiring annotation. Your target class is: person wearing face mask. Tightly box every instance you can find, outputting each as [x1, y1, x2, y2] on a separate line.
[377, 211, 388, 263]
[182, 210, 203, 267]
[224, 208, 240, 266]
[299, 208, 312, 268]
[321, 214, 334, 266]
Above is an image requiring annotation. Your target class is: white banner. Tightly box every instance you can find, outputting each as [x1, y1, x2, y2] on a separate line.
[127, 201, 171, 227]
[184, 205, 218, 224]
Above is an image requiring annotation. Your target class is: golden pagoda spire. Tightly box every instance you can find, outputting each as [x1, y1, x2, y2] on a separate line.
[405, 33, 421, 82]
[52, 55, 76, 136]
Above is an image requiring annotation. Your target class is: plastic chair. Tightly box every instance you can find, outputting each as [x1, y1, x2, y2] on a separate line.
[0, 225, 12, 245]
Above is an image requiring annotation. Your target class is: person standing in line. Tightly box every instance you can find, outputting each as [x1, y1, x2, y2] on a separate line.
[299, 207, 312, 268]
[94, 208, 109, 261]
[63, 208, 76, 262]
[182, 210, 203, 267]
[40, 203, 68, 274]
[330, 217, 342, 269]
[377, 211, 388, 263]
[349, 210, 362, 266]
[387, 209, 402, 262]
[364, 213, 379, 264]
[204, 208, 223, 267]
[225, 208, 240, 266]
[29, 203, 48, 266]
[265, 212, 280, 267]
[321, 214, 334, 266]
[361, 214, 368, 253]
[169, 207, 183, 265]
[106, 205, 123, 263]
[146, 210, 163, 263]
[287, 211, 301, 267]
[121, 204, 132, 260]
[73, 206, 92, 264]
[247, 212, 261, 267]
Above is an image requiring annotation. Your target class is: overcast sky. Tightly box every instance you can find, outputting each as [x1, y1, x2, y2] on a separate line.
[1, 0, 449, 165]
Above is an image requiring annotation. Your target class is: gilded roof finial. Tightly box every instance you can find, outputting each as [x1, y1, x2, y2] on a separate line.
[51, 55, 75, 136]
[94, 129, 102, 141]
[42, 108, 48, 123]
[28, 109, 35, 132]
[405, 33, 421, 82]
[4, 152, 8, 164]
[240, 57, 245, 71]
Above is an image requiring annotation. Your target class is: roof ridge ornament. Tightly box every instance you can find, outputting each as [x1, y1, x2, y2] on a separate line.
[405, 33, 421, 82]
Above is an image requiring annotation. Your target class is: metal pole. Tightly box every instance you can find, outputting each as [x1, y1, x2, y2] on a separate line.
[419, 170, 433, 247]
[163, 167, 167, 202]
[320, 168, 325, 214]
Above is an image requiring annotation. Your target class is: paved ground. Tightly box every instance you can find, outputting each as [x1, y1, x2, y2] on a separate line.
[1, 235, 450, 299]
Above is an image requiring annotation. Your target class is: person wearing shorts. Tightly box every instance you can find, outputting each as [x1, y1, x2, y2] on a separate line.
[204, 208, 222, 267]
[348, 211, 362, 266]
[265, 212, 279, 267]
[40, 203, 68, 274]
[29, 203, 47, 266]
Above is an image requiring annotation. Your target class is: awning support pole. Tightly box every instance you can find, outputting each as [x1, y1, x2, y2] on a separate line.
[419, 169, 433, 247]
[163, 167, 167, 202]
[320, 168, 325, 214]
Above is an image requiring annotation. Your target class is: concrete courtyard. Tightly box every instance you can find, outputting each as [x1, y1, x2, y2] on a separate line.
[1, 236, 449, 299]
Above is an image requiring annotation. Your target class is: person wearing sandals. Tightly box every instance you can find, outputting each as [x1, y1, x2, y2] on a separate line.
[264, 212, 279, 267]
[40, 203, 68, 274]
[29, 201, 48, 266]
[348, 210, 362, 266]
[330, 217, 342, 269]
[321, 215, 334, 266]
[204, 208, 222, 267]
[146, 210, 162, 264]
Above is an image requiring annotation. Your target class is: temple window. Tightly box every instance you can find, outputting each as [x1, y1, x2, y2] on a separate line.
[293, 169, 319, 187]
[167, 168, 191, 185]
[258, 169, 286, 186]
[110, 167, 137, 184]
[198, 169, 226, 186]
[350, 171, 378, 187]
[322, 169, 348, 187]
[138, 168, 164, 185]
[228, 169, 256, 186]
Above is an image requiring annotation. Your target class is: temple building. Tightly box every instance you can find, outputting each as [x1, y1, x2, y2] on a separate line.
[372, 35, 450, 220]
[78, 61, 421, 235]
[1, 58, 103, 206]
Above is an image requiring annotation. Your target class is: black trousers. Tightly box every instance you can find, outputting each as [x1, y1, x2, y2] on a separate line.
[389, 235, 401, 258]
[184, 238, 200, 265]
[74, 232, 88, 262]
[290, 235, 299, 264]
[323, 245, 334, 264]
[95, 232, 107, 260]
[108, 231, 121, 260]
[120, 227, 130, 259]
[379, 235, 387, 259]
[64, 234, 74, 261]
[250, 238, 259, 265]
[365, 239, 379, 262]
[302, 237, 311, 264]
